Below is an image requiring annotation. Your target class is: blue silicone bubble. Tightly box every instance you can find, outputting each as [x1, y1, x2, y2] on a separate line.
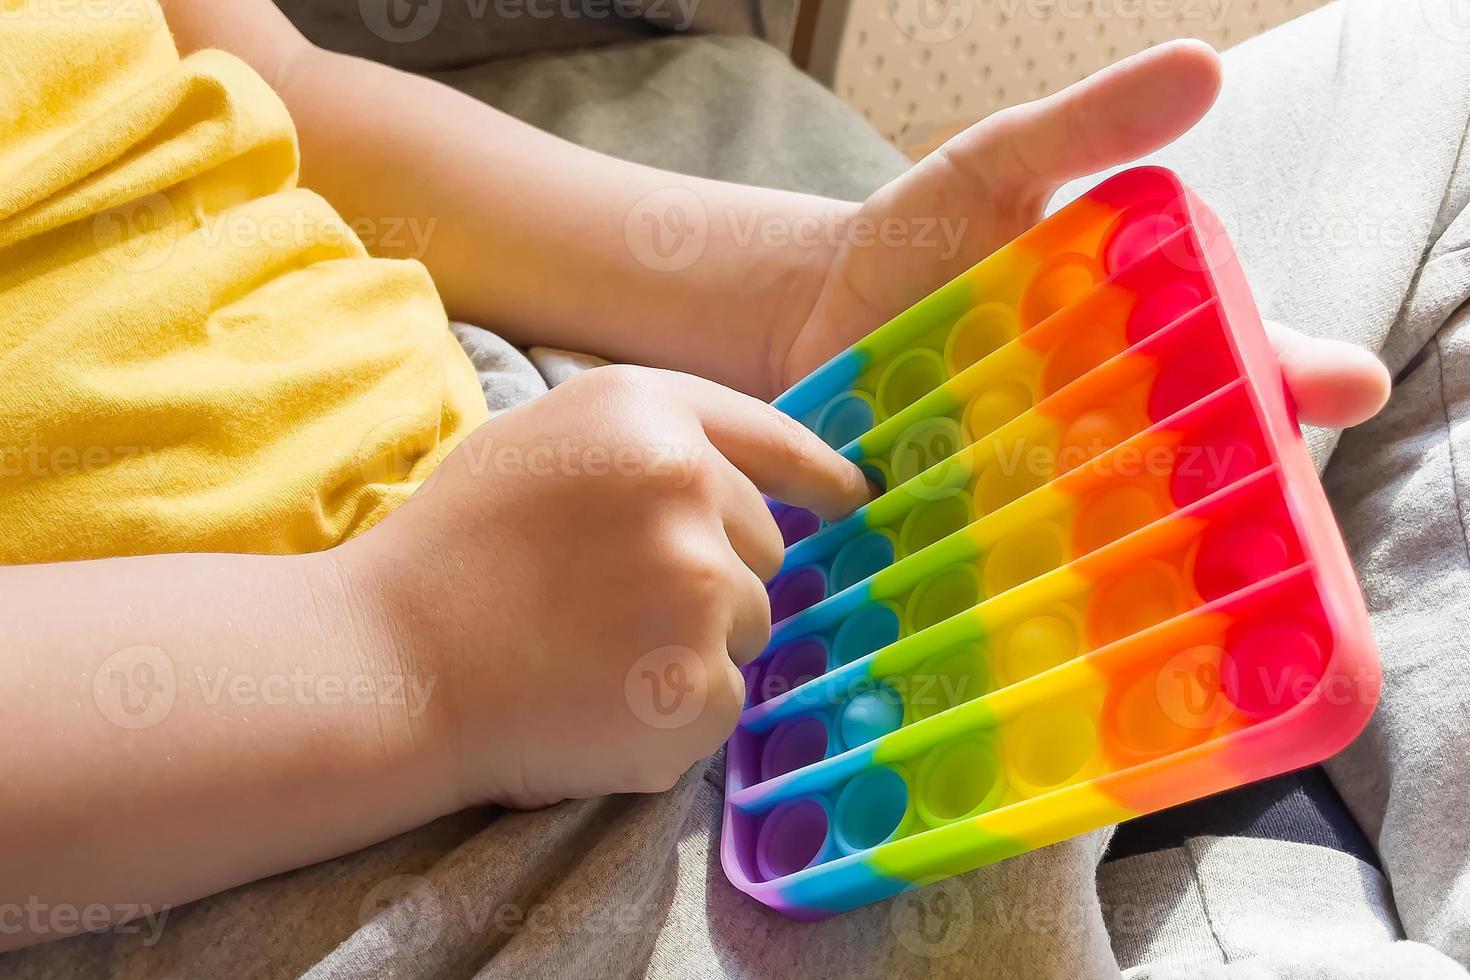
[834, 767, 910, 853]
[829, 530, 897, 595]
[832, 602, 902, 665]
[817, 393, 876, 450]
[839, 683, 905, 750]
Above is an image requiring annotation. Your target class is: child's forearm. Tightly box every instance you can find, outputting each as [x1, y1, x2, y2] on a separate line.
[284, 46, 844, 395]
[0, 550, 453, 951]
[165, 0, 846, 397]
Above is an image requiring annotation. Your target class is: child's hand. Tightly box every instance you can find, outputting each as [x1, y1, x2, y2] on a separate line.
[341, 366, 869, 808]
[775, 40, 1389, 429]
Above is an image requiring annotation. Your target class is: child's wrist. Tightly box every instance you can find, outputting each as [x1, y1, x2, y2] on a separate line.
[305, 544, 467, 819]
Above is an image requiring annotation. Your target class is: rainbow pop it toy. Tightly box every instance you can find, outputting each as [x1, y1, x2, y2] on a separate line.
[722, 167, 1380, 919]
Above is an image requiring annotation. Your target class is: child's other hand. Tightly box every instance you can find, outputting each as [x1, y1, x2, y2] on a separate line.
[777, 40, 1389, 429]
[340, 366, 868, 809]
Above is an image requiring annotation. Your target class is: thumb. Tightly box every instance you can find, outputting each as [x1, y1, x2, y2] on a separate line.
[937, 39, 1223, 206]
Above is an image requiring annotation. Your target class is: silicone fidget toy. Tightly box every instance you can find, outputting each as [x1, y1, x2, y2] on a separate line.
[722, 167, 1380, 920]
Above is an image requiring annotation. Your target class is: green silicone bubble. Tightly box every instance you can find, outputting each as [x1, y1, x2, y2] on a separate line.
[916, 736, 1006, 826]
[876, 349, 947, 419]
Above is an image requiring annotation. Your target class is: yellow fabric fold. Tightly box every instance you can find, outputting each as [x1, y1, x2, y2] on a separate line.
[0, 0, 488, 562]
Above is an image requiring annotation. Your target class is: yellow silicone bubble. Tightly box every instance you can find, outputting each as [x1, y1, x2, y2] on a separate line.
[916, 737, 1006, 826]
[964, 381, 1033, 441]
[890, 417, 963, 486]
[982, 523, 1066, 597]
[973, 455, 1049, 516]
[944, 303, 1017, 374]
[998, 609, 1080, 686]
[1003, 697, 1100, 797]
[897, 493, 972, 557]
[904, 564, 981, 634]
[876, 349, 947, 419]
[907, 642, 990, 722]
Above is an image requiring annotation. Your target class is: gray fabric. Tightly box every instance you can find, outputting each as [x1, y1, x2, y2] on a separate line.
[450, 321, 549, 413]
[8, 2, 1470, 978]
[428, 33, 910, 199]
[1100, 838, 1460, 978]
[273, 0, 798, 71]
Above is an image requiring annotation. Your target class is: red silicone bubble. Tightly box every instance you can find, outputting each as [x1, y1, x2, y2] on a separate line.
[1191, 522, 1292, 601]
[1103, 205, 1187, 275]
[1221, 622, 1327, 716]
[1169, 437, 1260, 506]
[1126, 281, 1205, 344]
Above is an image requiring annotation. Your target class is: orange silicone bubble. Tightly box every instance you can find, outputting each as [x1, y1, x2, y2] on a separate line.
[1057, 408, 1138, 471]
[1020, 253, 1103, 328]
[1088, 558, 1187, 647]
[1103, 645, 1232, 761]
[1072, 482, 1167, 557]
[1039, 333, 1121, 396]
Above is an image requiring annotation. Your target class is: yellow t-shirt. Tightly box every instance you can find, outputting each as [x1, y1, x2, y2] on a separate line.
[0, 0, 488, 562]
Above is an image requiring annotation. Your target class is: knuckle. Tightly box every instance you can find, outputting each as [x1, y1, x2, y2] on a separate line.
[633, 764, 685, 795]
[753, 522, 786, 582]
[681, 549, 733, 605]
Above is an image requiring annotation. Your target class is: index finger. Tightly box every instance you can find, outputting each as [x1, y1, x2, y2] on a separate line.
[662, 371, 871, 522]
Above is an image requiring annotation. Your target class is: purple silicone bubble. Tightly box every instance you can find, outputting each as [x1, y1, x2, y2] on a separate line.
[756, 799, 831, 881]
[760, 715, 833, 781]
[776, 507, 821, 547]
[758, 639, 830, 702]
[769, 566, 828, 623]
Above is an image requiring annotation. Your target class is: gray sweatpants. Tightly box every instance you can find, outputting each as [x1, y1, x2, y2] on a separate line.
[5, 2, 1468, 978]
